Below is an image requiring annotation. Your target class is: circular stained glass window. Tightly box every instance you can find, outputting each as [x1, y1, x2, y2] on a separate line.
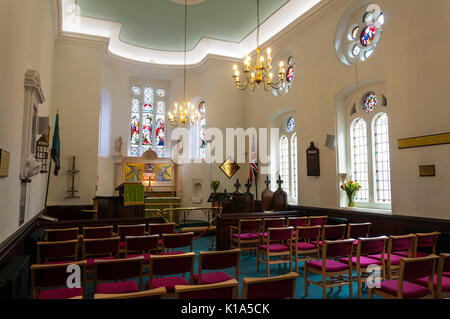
[198, 101, 206, 114]
[132, 86, 141, 95]
[286, 67, 295, 82]
[286, 117, 295, 132]
[362, 92, 378, 113]
[360, 25, 377, 46]
[156, 89, 166, 98]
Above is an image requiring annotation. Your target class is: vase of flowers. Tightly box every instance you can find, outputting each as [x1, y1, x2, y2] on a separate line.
[340, 180, 361, 207]
[210, 180, 220, 194]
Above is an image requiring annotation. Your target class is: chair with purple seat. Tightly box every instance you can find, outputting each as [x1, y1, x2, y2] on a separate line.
[369, 254, 438, 299]
[261, 218, 286, 237]
[175, 279, 239, 299]
[146, 252, 196, 297]
[308, 215, 328, 226]
[339, 236, 388, 298]
[82, 237, 120, 273]
[148, 223, 176, 248]
[125, 234, 160, 267]
[161, 232, 194, 254]
[31, 261, 87, 299]
[292, 225, 321, 273]
[347, 223, 371, 247]
[242, 272, 299, 299]
[45, 228, 79, 242]
[304, 238, 355, 299]
[396, 232, 440, 258]
[93, 256, 144, 295]
[116, 224, 147, 253]
[314, 224, 347, 248]
[194, 249, 241, 285]
[409, 253, 450, 299]
[287, 217, 308, 239]
[82, 225, 114, 239]
[369, 234, 415, 279]
[230, 219, 262, 255]
[257, 227, 294, 277]
[36, 240, 79, 264]
[95, 287, 167, 299]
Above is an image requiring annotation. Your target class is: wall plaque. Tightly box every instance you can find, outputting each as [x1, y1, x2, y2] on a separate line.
[419, 165, 435, 177]
[219, 157, 240, 179]
[398, 132, 450, 149]
[306, 142, 320, 176]
[0, 149, 10, 177]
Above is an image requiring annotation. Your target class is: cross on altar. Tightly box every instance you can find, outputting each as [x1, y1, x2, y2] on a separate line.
[264, 176, 271, 187]
[245, 179, 252, 192]
[234, 179, 241, 192]
[276, 175, 283, 188]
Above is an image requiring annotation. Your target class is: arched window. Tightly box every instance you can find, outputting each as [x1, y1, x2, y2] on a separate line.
[196, 101, 206, 159]
[291, 133, 298, 201]
[351, 118, 369, 202]
[373, 113, 391, 203]
[279, 135, 290, 197]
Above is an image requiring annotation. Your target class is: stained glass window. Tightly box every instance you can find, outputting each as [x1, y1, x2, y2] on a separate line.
[286, 117, 295, 133]
[132, 86, 141, 95]
[291, 134, 298, 200]
[156, 89, 166, 98]
[197, 101, 206, 159]
[360, 25, 376, 46]
[362, 92, 378, 113]
[286, 67, 295, 83]
[374, 113, 391, 203]
[351, 118, 369, 202]
[280, 136, 290, 196]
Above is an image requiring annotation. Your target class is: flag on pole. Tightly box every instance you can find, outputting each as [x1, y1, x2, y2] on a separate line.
[51, 111, 61, 176]
[249, 134, 258, 182]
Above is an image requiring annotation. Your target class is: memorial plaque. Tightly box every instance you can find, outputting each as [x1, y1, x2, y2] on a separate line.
[0, 149, 10, 177]
[306, 142, 320, 176]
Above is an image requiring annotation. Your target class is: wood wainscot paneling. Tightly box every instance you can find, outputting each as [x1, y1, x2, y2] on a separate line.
[45, 205, 92, 220]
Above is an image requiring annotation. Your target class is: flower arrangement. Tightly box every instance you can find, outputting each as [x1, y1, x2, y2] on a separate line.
[210, 180, 220, 193]
[340, 180, 361, 207]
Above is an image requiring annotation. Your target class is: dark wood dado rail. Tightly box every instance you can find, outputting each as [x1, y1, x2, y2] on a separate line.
[37, 216, 166, 230]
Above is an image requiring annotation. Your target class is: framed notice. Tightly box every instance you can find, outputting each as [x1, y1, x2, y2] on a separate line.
[419, 165, 435, 177]
[306, 142, 320, 176]
[0, 149, 10, 177]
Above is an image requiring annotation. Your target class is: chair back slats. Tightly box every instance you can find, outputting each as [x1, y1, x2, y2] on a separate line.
[148, 223, 176, 236]
[240, 219, 261, 233]
[33, 262, 86, 288]
[359, 236, 388, 255]
[150, 253, 195, 276]
[296, 226, 321, 241]
[117, 224, 146, 240]
[415, 232, 440, 254]
[37, 240, 78, 263]
[83, 237, 120, 258]
[268, 227, 294, 241]
[162, 232, 193, 249]
[391, 235, 414, 252]
[324, 239, 355, 258]
[323, 224, 346, 240]
[348, 223, 371, 238]
[45, 228, 79, 241]
[201, 250, 240, 270]
[243, 273, 299, 299]
[287, 217, 308, 227]
[263, 218, 285, 230]
[441, 254, 450, 273]
[83, 226, 113, 239]
[402, 256, 437, 280]
[308, 216, 328, 226]
[126, 235, 159, 254]
[95, 257, 143, 281]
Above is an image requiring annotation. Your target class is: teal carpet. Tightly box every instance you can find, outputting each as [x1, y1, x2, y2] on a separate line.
[84, 235, 382, 299]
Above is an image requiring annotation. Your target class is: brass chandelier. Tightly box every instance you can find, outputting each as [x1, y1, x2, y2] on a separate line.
[232, 0, 286, 92]
[168, 0, 200, 127]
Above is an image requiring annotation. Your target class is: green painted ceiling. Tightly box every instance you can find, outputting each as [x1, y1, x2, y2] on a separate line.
[76, 0, 290, 51]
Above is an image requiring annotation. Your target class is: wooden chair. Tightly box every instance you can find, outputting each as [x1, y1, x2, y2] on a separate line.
[194, 249, 241, 284]
[369, 234, 415, 279]
[161, 232, 194, 254]
[292, 225, 321, 273]
[36, 240, 79, 264]
[31, 261, 87, 299]
[314, 224, 347, 247]
[308, 215, 328, 226]
[261, 218, 286, 235]
[146, 252, 196, 297]
[287, 217, 308, 238]
[148, 223, 176, 236]
[339, 236, 388, 298]
[45, 228, 79, 242]
[304, 239, 355, 299]
[125, 234, 160, 267]
[347, 222, 371, 246]
[242, 272, 299, 299]
[95, 287, 167, 299]
[257, 227, 294, 277]
[175, 279, 239, 299]
[369, 255, 438, 299]
[395, 232, 440, 258]
[93, 256, 144, 295]
[116, 224, 147, 253]
[409, 253, 450, 299]
[82, 237, 120, 272]
[82, 226, 114, 239]
[230, 219, 262, 255]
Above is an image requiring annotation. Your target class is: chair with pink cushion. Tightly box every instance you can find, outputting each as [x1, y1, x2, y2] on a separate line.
[304, 238, 355, 299]
[93, 256, 144, 295]
[125, 234, 160, 266]
[396, 232, 440, 258]
[230, 219, 262, 255]
[409, 253, 450, 299]
[30, 261, 87, 299]
[146, 252, 195, 297]
[36, 240, 79, 264]
[308, 215, 328, 226]
[292, 225, 321, 273]
[82, 226, 114, 239]
[339, 236, 388, 298]
[95, 287, 167, 299]
[261, 218, 286, 236]
[369, 255, 438, 299]
[175, 279, 239, 299]
[257, 227, 294, 277]
[82, 237, 120, 272]
[194, 249, 241, 285]
[242, 272, 299, 299]
[314, 224, 347, 248]
[346, 223, 371, 247]
[45, 228, 79, 242]
[116, 224, 147, 253]
[161, 232, 194, 254]
[369, 234, 415, 279]
[287, 217, 308, 238]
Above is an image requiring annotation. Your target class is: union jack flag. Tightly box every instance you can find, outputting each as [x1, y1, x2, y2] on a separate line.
[249, 134, 258, 182]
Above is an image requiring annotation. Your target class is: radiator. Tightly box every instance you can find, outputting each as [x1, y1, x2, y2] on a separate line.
[0, 255, 30, 299]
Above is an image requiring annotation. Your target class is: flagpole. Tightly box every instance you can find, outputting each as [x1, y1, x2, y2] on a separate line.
[44, 158, 52, 208]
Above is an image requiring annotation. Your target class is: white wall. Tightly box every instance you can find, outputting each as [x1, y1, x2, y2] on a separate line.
[0, 0, 55, 243]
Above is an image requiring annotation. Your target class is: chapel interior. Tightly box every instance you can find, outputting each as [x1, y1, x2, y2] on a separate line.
[0, 0, 449, 301]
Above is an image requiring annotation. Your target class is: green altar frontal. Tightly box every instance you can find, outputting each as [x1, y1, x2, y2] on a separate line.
[145, 197, 181, 224]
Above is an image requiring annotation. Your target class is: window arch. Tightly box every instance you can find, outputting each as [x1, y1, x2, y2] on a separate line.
[291, 133, 298, 201]
[279, 135, 290, 196]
